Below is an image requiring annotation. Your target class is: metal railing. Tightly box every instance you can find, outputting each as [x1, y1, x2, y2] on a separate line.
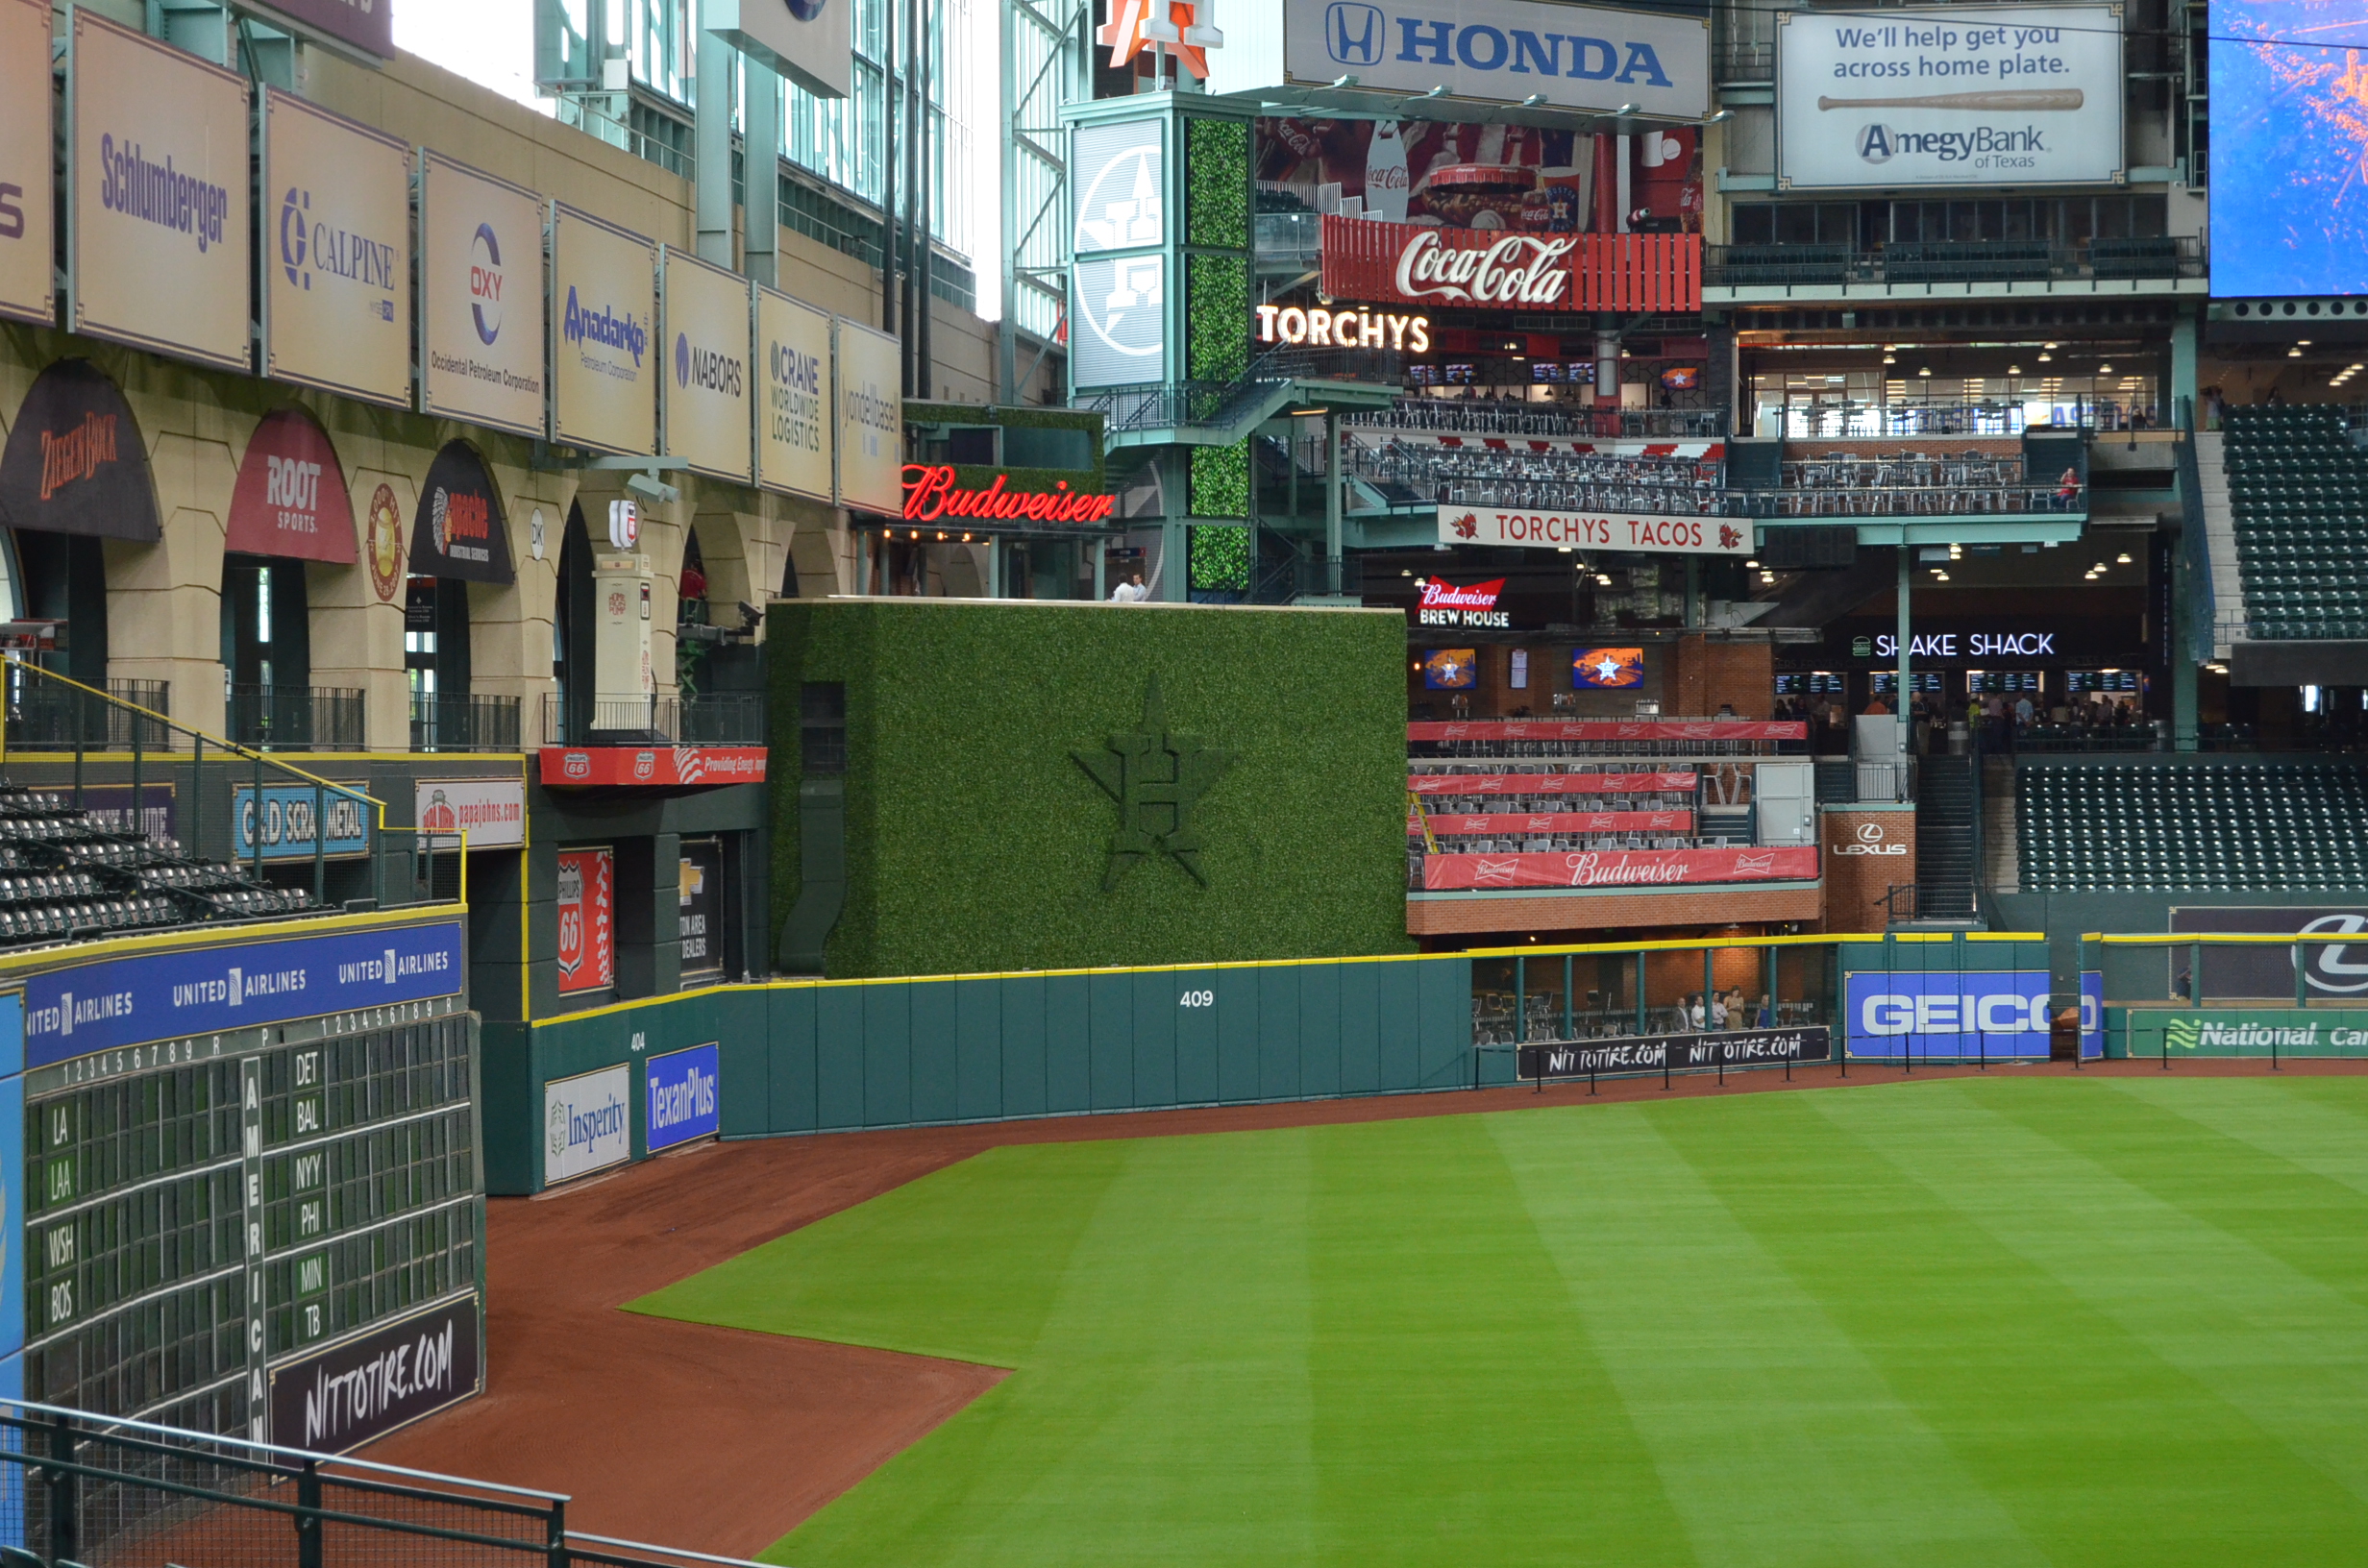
[1080, 344, 1402, 437]
[7, 676, 172, 751]
[226, 685, 365, 751]
[2, 658, 461, 918]
[1750, 397, 2151, 440]
[411, 694, 523, 753]
[1734, 484, 2084, 518]
[1346, 402, 1727, 439]
[0, 1399, 765, 1568]
[542, 693, 767, 746]
[1707, 235, 2205, 288]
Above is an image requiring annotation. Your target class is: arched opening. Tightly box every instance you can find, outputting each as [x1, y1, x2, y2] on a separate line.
[16, 530, 106, 686]
[407, 440, 514, 749]
[553, 502, 596, 742]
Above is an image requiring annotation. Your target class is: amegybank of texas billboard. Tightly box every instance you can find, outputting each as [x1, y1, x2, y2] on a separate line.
[2209, 0, 2368, 296]
[1777, 4, 2124, 189]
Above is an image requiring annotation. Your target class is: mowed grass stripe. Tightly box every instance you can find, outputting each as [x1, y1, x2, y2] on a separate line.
[629, 1139, 1129, 1366]
[1661, 1087, 2316, 1568]
[2105, 1076, 2368, 1204]
[1305, 1115, 1694, 1567]
[1812, 1082, 2368, 1534]
[772, 1129, 1321, 1568]
[1493, 1102, 2049, 1568]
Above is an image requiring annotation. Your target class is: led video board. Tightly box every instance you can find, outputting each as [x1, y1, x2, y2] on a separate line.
[2209, 0, 2368, 297]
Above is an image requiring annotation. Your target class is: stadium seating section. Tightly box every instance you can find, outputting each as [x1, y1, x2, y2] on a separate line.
[2225, 404, 2368, 639]
[2016, 761, 2368, 891]
[0, 784, 314, 945]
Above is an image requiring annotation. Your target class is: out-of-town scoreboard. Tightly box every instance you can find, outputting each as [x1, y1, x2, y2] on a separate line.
[3, 912, 484, 1448]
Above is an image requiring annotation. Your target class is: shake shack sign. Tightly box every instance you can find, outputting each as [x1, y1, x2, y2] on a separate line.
[0, 359, 161, 541]
[408, 439, 515, 583]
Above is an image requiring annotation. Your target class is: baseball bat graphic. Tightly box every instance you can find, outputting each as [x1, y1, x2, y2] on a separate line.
[1817, 89, 2084, 110]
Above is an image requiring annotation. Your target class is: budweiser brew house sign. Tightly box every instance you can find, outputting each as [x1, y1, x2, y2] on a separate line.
[1418, 577, 1510, 628]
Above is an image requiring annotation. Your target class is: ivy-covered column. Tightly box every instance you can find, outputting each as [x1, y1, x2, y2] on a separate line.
[1181, 111, 1255, 603]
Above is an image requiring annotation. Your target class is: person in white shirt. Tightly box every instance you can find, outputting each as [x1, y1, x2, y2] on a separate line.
[1110, 572, 1148, 602]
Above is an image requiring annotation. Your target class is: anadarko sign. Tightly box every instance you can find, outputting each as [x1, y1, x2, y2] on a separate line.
[1441, 504, 1752, 556]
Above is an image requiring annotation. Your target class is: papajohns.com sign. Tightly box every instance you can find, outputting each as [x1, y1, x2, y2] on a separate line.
[2121, 1009, 2368, 1058]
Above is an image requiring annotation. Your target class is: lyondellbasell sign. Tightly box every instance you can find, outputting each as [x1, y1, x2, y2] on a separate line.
[1440, 504, 1751, 556]
[1417, 577, 1509, 628]
[1255, 305, 1430, 351]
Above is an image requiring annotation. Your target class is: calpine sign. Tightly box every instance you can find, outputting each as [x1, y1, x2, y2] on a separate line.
[1418, 577, 1508, 628]
[1279, 0, 1709, 118]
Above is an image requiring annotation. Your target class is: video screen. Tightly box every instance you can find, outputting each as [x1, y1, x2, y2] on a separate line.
[1422, 649, 1478, 690]
[1566, 362, 1595, 384]
[2209, 0, 2368, 296]
[1406, 364, 1441, 385]
[1774, 672, 1846, 696]
[1968, 671, 2045, 694]
[1530, 361, 1565, 383]
[2067, 669, 2141, 693]
[1445, 364, 1475, 385]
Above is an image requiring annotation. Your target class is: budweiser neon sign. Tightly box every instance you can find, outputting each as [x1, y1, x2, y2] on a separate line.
[1417, 576, 1509, 628]
[1394, 231, 1575, 306]
[900, 464, 1117, 526]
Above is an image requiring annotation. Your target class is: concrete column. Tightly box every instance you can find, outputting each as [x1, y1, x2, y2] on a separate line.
[1896, 544, 1912, 781]
[2170, 306, 2199, 426]
[314, 461, 414, 751]
[1159, 449, 1188, 603]
[2172, 535, 2200, 751]
[743, 67, 780, 286]
[1325, 411, 1343, 595]
[695, 26, 736, 268]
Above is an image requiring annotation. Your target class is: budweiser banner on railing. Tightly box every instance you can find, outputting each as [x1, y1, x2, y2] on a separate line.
[1410, 810, 1694, 836]
[1407, 772, 1696, 795]
[1408, 722, 1807, 742]
[1321, 217, 1700, 313]
[1421, 845, 1819, 890]
[1441, 504, 1751, 556]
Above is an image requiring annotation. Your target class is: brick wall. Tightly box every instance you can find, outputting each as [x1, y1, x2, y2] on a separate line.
[1819, 806, 1916, 932]
[1664, 636, 1774, 719]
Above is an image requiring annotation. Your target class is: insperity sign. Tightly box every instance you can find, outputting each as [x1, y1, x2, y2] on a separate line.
[1263, 0, 1708, 119]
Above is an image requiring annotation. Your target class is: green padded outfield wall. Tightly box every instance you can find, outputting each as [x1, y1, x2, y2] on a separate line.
[483, 954, 1479, 1192]
[767, 599, 1413, 978]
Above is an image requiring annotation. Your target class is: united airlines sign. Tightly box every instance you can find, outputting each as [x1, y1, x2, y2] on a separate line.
[1280, 0, 1708, 118]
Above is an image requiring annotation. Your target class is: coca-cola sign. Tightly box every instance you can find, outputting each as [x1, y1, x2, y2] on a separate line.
[1395, 231, 1576, 306]
[1417, 577, 1510, 628]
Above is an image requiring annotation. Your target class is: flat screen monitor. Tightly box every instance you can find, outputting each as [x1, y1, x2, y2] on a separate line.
[2067, 669, 2142, 693]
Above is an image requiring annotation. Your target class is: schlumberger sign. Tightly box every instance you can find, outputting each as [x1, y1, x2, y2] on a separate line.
[1274, 0, 1709, 119]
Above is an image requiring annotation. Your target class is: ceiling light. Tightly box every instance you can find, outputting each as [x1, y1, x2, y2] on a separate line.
[1918, 366, 1933, 377]
[2116, 552, 2133, 564]
[2037, 353, 2053, 363]
[2098, 364, 2113, 374]
[1401, 568, 1413, 576]
[1596, 574, 1614, 586]
[1557, 545, 1573, 552]
[2290, 348, 2305, 357]
[1745, 559, 1760, 568]
[2299, 339, 2313, 346]
[2009, 365, 2023, 375]
[2044, 342, 2059, 350]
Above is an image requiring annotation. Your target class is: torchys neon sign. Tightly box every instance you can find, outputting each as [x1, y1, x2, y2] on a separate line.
[901, 464, 1118, 525]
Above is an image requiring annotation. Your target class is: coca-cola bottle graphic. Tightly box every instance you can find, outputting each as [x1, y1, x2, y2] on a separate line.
[1364, 120, 1410, 222]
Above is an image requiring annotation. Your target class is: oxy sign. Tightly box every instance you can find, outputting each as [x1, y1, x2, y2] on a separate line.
[1844, 968, 2102, 1059]
[1270, 0, 1709, 118]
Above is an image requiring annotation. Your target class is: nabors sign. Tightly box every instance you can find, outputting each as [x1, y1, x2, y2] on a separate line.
[1418, 577, 1508, 628]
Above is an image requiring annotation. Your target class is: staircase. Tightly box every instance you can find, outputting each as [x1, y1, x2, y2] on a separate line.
[1981, 756, 2020, 894]
[2192, 429, 2243, 659]
[1914, 753, 1979, 921]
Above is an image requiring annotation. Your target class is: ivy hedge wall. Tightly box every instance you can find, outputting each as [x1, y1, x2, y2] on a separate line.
[768, 598, 1412, 977]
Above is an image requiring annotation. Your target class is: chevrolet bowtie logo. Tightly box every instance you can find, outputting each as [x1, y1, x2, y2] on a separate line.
[1073, 674, 1232, 891]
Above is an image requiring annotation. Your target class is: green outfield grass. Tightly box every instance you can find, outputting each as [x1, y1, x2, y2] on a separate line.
[629, 1077, 2368, 1567]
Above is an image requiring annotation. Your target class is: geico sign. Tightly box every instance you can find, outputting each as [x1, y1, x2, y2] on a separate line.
[1394, 231, 1576, 306]
[1859, 992, 2053, 1035]
[1255, 305, 1429, 351]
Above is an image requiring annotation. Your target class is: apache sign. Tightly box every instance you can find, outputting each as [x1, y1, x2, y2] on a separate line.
[1417, 578, 1508, 628]
[1441, 505, 1751, 556]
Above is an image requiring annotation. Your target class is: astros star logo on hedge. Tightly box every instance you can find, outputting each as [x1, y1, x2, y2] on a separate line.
[1073, 674, 1230, 891]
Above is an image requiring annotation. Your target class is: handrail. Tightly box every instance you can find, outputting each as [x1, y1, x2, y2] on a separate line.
[4, 656, 381, 810]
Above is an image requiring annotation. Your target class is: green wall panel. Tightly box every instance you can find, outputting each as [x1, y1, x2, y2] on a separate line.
[909, 981, 960, 1124]
[815, 987, 865, 1129]
[999, 974, 1048, 1117]
[1298, 962, 1342, 1100]
[1045, 975, 1092, 1114]
[863, 983, 913, 1126]
[1088, 971, 1135, 1111]
[1339, 965, 1381, 1096]
[1259, 966, 1302, 1100]
[1131, 969, 1179, 1109]
[1172, 967, 1221, 1104]
[954, 978, 1004, 1120]
[768, 985, 818, 1135]
[1372, 962, 1418, 1091]
[1215, 966, 1261, 1103]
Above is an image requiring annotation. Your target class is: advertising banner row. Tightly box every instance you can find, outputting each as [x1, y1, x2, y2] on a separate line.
[1844, 968, 2103, 1059]
[0, 9, 900, 510]
[543, 1041, 721, 1183]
